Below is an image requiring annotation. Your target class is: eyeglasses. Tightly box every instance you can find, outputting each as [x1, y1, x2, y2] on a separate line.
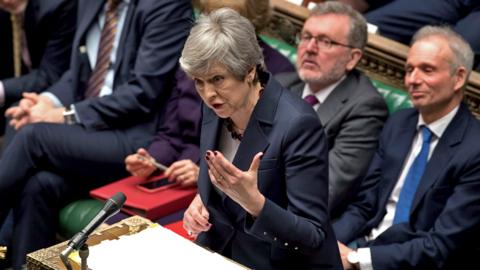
[297, 32, 354, 49]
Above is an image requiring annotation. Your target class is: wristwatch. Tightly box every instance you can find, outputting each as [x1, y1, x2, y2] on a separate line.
[347, 250, 360, 268]
[63, 106, 77, 125]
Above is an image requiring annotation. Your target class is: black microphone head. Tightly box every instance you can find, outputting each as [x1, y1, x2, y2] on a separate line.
[104, 192, 126, 216]
[111, 191, 127, 206]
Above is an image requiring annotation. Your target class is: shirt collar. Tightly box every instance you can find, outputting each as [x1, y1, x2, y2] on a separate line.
[417, 105, 459, 139]
[302, 75, 346, 104]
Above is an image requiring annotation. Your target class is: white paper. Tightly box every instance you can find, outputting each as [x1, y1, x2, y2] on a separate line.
[83, 225, 248, 270]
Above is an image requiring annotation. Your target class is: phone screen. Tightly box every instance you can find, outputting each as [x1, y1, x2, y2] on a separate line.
[138, 177, 172, 190]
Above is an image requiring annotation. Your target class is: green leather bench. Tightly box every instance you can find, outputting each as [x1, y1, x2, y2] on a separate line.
[58, 35, 412, 240]
[59, 199, 104, 239]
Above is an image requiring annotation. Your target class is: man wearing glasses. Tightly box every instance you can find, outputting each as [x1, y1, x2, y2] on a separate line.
[276, 1, 388, 219]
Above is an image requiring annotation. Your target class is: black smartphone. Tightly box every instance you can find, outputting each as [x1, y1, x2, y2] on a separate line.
[137, 177, 172, 191]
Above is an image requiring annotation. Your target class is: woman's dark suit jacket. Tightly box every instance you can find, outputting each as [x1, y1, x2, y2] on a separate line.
[196, 72, 342, 270]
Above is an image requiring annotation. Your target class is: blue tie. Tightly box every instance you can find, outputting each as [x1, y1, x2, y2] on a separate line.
[393, 126, 433, 224]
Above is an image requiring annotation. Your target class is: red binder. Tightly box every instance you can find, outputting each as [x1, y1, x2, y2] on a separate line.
[90, 175, 197, 220]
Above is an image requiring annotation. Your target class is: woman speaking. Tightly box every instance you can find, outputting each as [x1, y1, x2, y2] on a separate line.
[181, 8, 341, 270]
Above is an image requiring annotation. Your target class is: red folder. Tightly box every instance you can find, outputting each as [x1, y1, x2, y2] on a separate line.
[90, 175, 197, 220]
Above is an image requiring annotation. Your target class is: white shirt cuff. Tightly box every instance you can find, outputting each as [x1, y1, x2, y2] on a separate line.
[40, 92, 63, 108]
[357, 247, 374, 270]
[0, 81, 5, 106]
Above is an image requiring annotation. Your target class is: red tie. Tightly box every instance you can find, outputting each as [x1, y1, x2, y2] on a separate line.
[85, 0, 121, 97]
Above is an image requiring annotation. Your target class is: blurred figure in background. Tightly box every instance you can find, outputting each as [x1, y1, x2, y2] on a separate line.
[0, 0, 76, 136]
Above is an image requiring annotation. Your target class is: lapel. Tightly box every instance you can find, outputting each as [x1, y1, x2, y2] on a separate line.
[230, 79, 276, 171]
[198, 106, 222, 206]
[290, 79, 304, 99]
[23, 0, 38, 39]
[379, 114, 418, 208]
[316, 72, 356, 126]
[77, 0, 105, 49]
[410, 104, 467, 212]
[113, 0, 136, 83]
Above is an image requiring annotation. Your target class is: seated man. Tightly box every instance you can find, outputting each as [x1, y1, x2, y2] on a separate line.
[334, 26, 480, 270]
[276, 1, 388, 218]
[0, 0, 76, 133]
[0, 0, 192, 269]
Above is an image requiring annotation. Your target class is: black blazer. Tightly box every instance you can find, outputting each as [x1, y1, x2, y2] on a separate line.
[196, 72, 342, 270]
[45, 0, 193, 150]
[334, 103, 480, 269]
[0, 0, 76, 105]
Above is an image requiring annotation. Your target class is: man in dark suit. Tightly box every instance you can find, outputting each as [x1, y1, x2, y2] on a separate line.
[334, 26, 480, 270]
[0, 0, 76, 133]
[0, 0, 192, 269]
[276, 2, 388, 218]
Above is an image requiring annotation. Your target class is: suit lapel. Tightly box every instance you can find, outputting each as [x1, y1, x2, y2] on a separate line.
[229, 72, 277, 223]
[378, 118, 418, 210]
[23, 0, 38, 40]
[410, 105, 467, 212]
[290, 81, 304, 98]
[316, 73, 355, 126]
[77, 0, 105, 48]
[113, 0, 136, 82]
[198, 107, 222, 206]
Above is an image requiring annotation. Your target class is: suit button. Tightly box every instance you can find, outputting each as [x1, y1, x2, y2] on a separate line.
[273, 237, 277, 241]
[294, 247, 299, 250]
[284, 242, 289, 246]
[263, 232, 268, 236]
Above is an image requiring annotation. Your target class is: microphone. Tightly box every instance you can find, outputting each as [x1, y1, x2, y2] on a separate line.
[60, 192, 126, 261]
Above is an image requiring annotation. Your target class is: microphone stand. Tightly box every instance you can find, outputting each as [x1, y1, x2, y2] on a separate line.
[79, 244, 90, 270]
[59, 192, 126, 270]
[59, 246, 74, 270]
[59, 242, 90, 270]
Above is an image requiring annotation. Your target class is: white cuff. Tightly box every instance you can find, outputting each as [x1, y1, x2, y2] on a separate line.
[40, 92, 63, 108]
[357, 247, 374, 270]
[0, 81, 5, 106]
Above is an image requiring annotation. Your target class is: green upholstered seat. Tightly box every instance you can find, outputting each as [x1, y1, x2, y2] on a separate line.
[259, 35, 297, 64]
[58, 199, 103, 239]
[372, 80, 412, 113]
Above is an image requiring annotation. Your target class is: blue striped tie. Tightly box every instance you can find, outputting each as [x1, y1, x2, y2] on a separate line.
[393, 126, 432, 224]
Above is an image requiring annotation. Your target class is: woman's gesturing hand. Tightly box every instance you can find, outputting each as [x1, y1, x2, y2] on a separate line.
[205, 150, 265, 217]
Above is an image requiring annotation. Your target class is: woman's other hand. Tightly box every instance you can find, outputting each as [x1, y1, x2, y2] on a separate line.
[183, 194, 211, 238]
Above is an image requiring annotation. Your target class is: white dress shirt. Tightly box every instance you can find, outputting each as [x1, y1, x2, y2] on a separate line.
[0, 83, 5, 106]
[301, 76, 346, 111]
[357, 105, 459, 270]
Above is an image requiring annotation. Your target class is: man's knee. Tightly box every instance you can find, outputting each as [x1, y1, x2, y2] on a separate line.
[20, 172, 64, 204]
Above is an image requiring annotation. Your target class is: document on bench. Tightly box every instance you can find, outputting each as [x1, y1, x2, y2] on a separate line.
[70, 224, 249, 270]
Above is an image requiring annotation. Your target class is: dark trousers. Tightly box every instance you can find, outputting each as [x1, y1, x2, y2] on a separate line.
[0, 123, 137, 269]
